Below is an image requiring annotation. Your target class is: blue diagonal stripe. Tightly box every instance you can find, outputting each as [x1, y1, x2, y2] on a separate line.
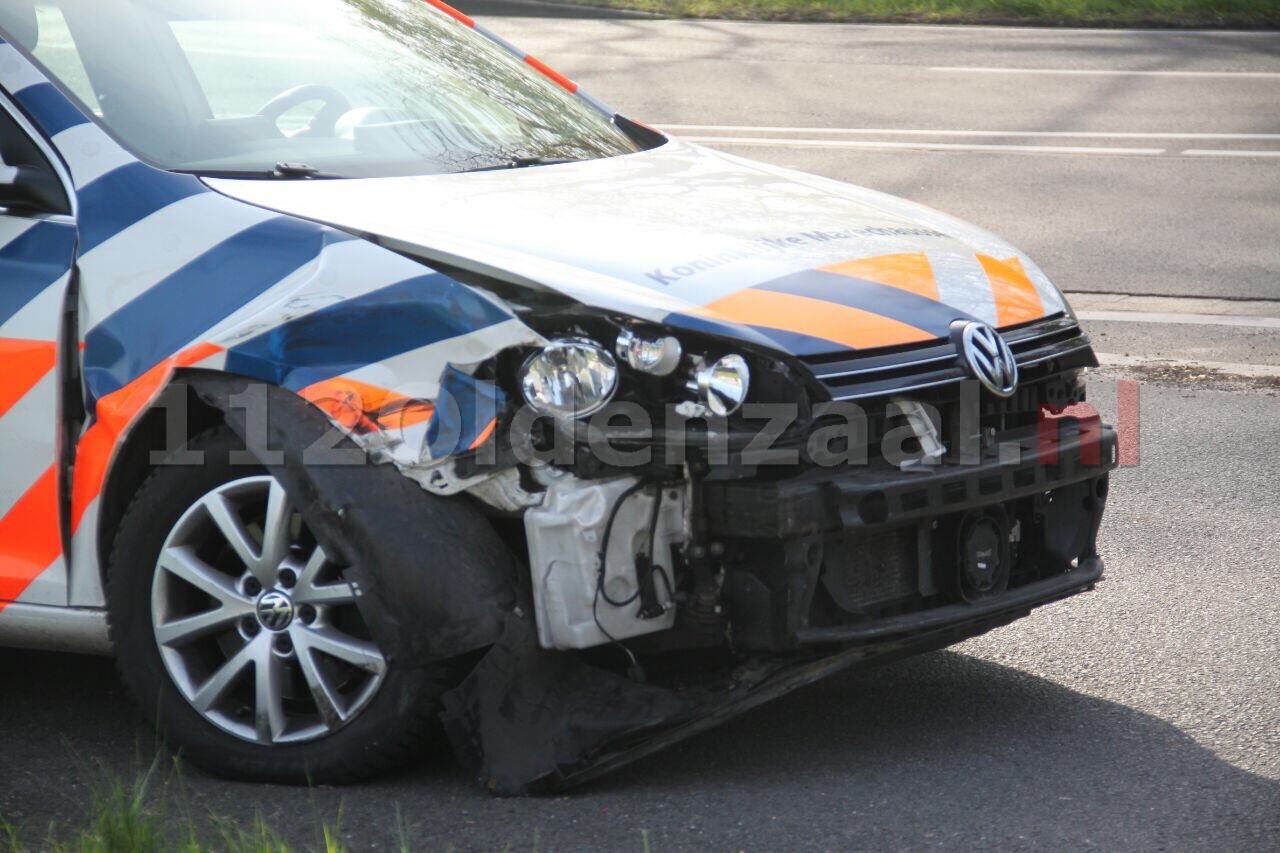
[82, 217, 354, 404]
[662, 310, 844, 357]
[0, 221, 76, 325]
[11, 82, 88, 137]
[224, 273, 512, 391]
[76, 163, 206, 255]
[757, 270, 977, 340]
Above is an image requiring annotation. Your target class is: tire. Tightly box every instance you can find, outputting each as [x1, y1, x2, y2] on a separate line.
[108, 425, 448, 783]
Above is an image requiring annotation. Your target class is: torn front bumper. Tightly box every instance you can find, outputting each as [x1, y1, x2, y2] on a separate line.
[440, 423, 1117, 794]
[441, 556, 1102, 794]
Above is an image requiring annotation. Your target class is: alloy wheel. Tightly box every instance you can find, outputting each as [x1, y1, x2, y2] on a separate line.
[150, 476, 385, 745]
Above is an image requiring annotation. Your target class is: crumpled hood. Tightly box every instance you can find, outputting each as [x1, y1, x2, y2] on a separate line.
[207, 138, 1067, 356]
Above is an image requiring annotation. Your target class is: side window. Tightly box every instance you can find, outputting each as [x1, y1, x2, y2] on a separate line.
[0, 103, 70, 215]
[30, 5, 100, 115]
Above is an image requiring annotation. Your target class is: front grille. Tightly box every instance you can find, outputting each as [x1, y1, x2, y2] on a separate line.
[800, 315, 1094, 403]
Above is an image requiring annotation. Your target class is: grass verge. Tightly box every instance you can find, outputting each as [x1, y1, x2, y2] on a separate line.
[1, 757, 659, 853]
[531, 0, 1280, 27]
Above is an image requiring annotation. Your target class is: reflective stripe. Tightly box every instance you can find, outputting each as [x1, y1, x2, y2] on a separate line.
[524, 55, 577, 93]
[51, 123, 135, 189]
[0, 339, 55, 419]
[978, 255, 1046, 327]
[469, 417, 498, 450]
[82, 218, 350, 404]
[76, 163, 207, 255]
[0, 369, 57, 520]
[0, 221, 75, 326]
[663, 309, 840, 357]
[0, 219, 36, 255]
[699, 288, 935, 351]
[299, 377, 436, 435]
[224, 273, 512, 391]
[72, 343, 224, 531]
[757, 269, 972, 340]
[0, 43, 47, 92]
[0, 272, 68, 340]
[821, 252, 939, 301]
[421, 0, 475, 27]
[196, 237, 430, 345]
[0, 465, 62, 603]
[10, 82, 88, 137]
[77, 192, 275, 326]
[14, 555, 66, 605]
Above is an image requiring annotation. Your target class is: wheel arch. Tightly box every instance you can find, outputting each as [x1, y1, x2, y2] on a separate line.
[95, 371, 227, 599]
[97, 370, 518, 668]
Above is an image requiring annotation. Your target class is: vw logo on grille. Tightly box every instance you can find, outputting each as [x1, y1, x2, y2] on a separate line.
[959, 322, 1018, 397]
[256, 591, 294, 631]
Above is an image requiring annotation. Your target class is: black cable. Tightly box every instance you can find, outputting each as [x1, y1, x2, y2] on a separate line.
[592, 481, 649, 675]
[652, 563, 674, 605]
[596, 481, 647, 608]
[646, 485, 663, 560]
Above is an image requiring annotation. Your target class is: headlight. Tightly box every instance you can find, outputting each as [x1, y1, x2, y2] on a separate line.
[690, 354, 750, 416]
[520, 338, 618, 419]
[616, 328, 682, 376]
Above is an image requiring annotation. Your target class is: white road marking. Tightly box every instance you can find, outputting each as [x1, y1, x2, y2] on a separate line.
[662, 125, 1280, 141]
[931, 66, 1280, 78]
[1181, 149, 1280, 158]
[681, 136, 1165, 155]
[1096, 353, 1280, 379]
[1076, 310, 1280, 329]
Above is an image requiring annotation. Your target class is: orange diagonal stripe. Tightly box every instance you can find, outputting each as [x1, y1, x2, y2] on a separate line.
[71, 343, 224, 531]
[978, 255, 1045, 327]
[0, 339, 57, 419]
[0, 465, 62, 602]
[299, 378, 436, 435]
[821, 252, 939, 301]
[469, 417, 498, 450]
[699, 289, 935, 351]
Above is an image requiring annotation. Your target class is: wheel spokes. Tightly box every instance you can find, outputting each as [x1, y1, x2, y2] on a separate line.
[293, 547, 357, 606]
[190, 635, 259, 713]
[158, 545, 246, 606]
[254, 644, 288, 743]
[202, 492, 272, 585]
[155, 603, 249, 648]
[294, 624, 386, 675]
[295, 637, 347, 728]
[259, 478, 294, 574]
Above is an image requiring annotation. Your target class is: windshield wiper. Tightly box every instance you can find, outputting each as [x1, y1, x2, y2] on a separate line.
[464, 156, 584, 173]
[273, 162, 341, 179]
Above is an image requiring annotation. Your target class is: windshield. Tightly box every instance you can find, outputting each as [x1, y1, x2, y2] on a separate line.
[0, 0, 640, 177]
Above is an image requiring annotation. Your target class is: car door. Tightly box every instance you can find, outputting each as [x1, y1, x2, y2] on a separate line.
[0, 76, 77, 610]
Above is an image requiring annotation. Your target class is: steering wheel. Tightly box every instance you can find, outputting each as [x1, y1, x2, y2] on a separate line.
[257, 84, 352, 138]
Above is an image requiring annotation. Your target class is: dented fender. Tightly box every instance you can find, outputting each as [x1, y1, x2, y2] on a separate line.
[186, 373, 520, 666]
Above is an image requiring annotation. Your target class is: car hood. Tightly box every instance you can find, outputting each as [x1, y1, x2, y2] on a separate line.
[206, 138, 1067, 357]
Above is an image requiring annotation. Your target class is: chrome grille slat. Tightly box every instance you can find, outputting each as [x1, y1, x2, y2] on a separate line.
[800, 315, 1093, 402]
[813, 351, 957, 382]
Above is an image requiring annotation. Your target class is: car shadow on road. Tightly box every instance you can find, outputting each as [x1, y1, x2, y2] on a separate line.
[1, 647, 1275, 850]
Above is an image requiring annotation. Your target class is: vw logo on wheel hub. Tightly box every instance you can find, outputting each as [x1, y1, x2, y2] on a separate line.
[959, 321, 1018, 397]
[256, 590, 294, 631]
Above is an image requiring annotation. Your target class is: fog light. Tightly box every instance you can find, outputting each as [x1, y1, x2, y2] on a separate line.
[520, 338, 618, 419]
[690, 354, 750, 416]
[616, 328, 682, 376]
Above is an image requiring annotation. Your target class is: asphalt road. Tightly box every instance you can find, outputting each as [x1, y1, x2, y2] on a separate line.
[465, 9, 1280, 302]
[2, 9, 1278, 853]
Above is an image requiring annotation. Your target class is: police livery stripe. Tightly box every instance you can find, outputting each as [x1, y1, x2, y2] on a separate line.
[419, 0, 615, 117]
[0, 38, 531, 612]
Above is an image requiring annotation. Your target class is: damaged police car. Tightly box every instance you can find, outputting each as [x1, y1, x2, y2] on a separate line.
[0, 0, 1116, 793]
